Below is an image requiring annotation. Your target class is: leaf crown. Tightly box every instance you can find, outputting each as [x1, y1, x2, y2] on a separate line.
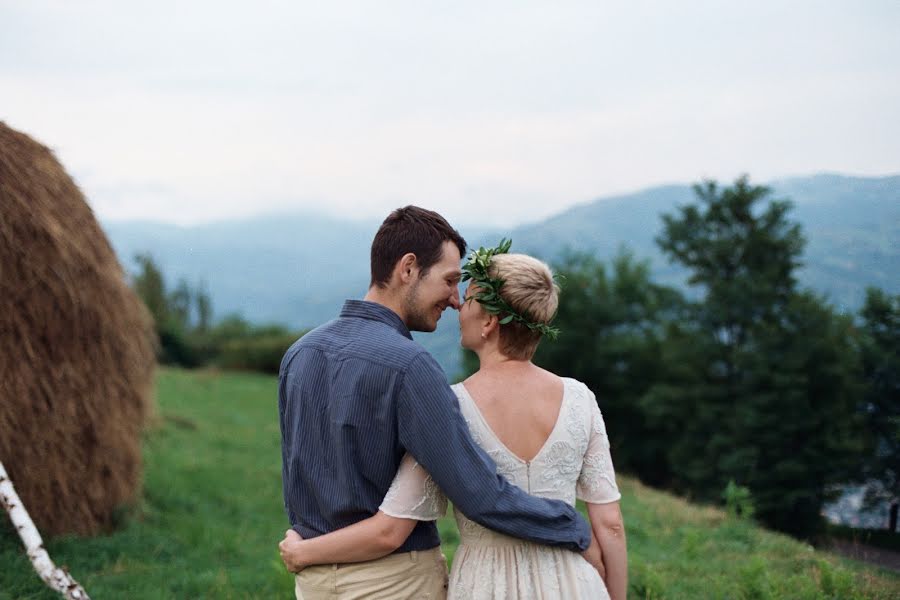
[460, 238, 560, 341]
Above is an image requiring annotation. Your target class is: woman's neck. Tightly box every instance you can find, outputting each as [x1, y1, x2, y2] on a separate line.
[475, 347, 531, 372]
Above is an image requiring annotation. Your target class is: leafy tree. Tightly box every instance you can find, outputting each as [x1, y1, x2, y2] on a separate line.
[169, 279, 193, 331]
[737, 291, 862, 536]
[130, 254, 208, 366]
[132, 253, 169, 326]
[650, 176, 864, 538]
[857, 287, 900, 530]
[533, 250, 685, 482]
[129, 256, 303, 372]
[196, 283, 213, 333]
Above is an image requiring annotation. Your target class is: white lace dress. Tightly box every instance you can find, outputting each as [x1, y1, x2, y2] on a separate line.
[380, 379, 621, 600]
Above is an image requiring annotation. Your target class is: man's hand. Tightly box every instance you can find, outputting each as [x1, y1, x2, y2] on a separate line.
[581, 533, 606, 580]
[279, 529, 307, 573]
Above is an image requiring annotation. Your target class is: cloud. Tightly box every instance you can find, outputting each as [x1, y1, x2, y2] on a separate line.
[2, 1, 899, 226]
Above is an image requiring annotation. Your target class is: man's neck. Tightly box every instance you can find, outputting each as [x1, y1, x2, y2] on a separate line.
[363, 287, 408, 325]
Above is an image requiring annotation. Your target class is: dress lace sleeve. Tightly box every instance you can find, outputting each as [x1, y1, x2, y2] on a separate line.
[379, 452, 448, 520]
[576, 392, 622, 504]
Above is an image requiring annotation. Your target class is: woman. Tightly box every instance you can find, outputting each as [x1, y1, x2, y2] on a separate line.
[279, 243, 627, 600]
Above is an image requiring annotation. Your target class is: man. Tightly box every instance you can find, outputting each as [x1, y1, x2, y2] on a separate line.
[279, 206, 595, 599]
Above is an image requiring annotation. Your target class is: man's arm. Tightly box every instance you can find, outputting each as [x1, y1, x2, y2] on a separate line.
[397, 353, 592, 551]
[277, 371, 296, 525]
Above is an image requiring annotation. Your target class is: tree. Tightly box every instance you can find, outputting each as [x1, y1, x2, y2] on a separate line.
[131, 253, 168, 326]
[650, 176, 864, 538]
[534, 250, 685, 483]
[130, 254, 206, 366]
[857, 287, 900, 530]
[128, 257, 303, 373]
[1, 462, 90, 599]
[168, 279, 193, 331]
[737, 291, 862, 536]
[196, 283, 213, 333]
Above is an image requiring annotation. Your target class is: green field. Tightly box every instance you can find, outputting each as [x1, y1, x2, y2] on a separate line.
[2, 368, 898, 599]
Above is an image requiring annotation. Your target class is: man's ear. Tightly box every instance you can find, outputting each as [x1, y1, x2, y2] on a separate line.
[395, 253, 419, 284]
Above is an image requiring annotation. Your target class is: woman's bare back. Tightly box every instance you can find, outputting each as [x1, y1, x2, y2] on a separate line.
[463, 363, 565, 463]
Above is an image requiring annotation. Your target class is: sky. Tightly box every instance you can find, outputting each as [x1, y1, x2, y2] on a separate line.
[2, 1, 899, 227]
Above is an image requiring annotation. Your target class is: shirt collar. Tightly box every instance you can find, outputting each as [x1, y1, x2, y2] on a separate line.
[340, 299, 412, 340]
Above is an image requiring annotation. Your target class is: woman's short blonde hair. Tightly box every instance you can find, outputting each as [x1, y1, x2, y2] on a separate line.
[487, 253, 559, 360]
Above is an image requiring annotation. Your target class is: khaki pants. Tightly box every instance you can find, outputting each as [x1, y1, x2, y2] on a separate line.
[294, 547, 448, 600]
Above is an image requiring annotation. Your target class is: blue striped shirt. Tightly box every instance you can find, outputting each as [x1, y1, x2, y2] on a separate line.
[279, 299, 591, 553]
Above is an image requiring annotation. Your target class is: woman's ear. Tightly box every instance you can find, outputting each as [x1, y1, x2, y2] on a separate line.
[482, 313, 499, 338]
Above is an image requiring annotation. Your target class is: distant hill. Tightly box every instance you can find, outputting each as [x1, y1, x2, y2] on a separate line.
[104, 213, 376, 328]
[504, 174, 899, 310]
[103, 174, 899, 378]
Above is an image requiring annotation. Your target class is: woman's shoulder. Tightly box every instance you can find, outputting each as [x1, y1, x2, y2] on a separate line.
[449, 382, 469, 404]
[448, 383, 486, 443]
[559, 376, 590, 395]
[560, 377, 598, 408]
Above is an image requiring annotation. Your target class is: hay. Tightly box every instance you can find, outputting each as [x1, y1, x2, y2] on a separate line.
[0, 122, 156, 536]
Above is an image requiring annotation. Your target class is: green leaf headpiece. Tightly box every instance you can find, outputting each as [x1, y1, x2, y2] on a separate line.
[460, 238, 560, 340]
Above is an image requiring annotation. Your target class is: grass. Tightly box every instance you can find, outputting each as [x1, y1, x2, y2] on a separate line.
[1, 367, 897, 599]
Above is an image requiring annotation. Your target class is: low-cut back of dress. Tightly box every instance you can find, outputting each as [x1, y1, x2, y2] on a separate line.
[380, 378, 621, 600]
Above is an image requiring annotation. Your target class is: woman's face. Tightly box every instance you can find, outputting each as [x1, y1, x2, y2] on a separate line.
[458, 283, 485, 350]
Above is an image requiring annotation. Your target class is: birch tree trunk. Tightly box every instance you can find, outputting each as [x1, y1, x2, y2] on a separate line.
[0, 461, 90, 600]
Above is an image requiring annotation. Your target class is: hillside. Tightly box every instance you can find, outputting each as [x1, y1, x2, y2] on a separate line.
[1, 368, 897, 598]
[103, 174, 899, 377]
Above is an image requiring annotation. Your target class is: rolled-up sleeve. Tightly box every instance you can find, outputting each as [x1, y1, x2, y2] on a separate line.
[396, 353, 591, 552]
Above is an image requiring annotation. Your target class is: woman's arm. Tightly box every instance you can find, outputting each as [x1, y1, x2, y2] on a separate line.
[586, 501, 627, 600]
[279, 511, 416, 572]
[279, 453, 446, 572]
[576, 389, 626, 598]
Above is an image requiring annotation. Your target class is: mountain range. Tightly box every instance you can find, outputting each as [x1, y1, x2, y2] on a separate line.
[103, 173, 899, 378]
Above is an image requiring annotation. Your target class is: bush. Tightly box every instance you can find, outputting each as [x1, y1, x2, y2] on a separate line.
[215, 332, 302, 374]
[723, 480, 756, 520]
[158, 323, 204, 368]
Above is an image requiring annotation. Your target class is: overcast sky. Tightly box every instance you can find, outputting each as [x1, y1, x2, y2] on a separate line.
[2, 1, 899, 227]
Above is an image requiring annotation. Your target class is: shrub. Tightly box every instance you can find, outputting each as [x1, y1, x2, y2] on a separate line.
[215, 332, 302, 374]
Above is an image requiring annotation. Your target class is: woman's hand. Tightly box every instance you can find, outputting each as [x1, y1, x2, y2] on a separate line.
[279, 529, 307, 573]
[581, 533, 607, 580]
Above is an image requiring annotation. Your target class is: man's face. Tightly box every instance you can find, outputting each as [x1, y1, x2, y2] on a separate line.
[404, 241, 462, 332]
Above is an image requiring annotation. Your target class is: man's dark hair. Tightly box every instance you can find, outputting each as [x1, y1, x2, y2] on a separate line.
[370, 206, 467, 289]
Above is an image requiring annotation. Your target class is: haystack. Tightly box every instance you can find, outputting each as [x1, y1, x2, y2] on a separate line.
[0, 122, 156, 536]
